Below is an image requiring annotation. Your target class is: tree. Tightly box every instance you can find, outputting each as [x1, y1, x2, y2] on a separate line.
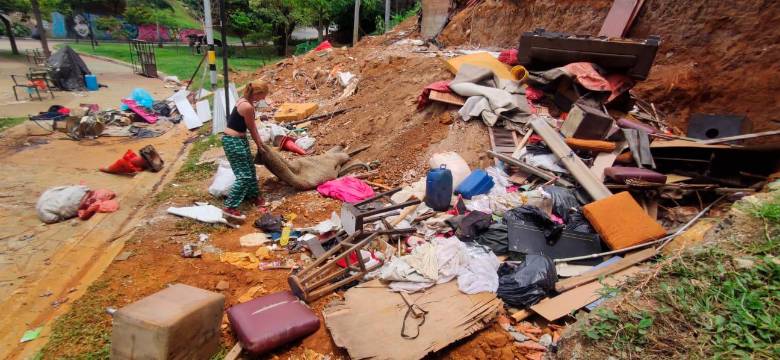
[228, 9, 254, 52]
[30, 0, 50, 56]
[292, 0, 341, 43]
[95, 15, 125, 38]
[123, 6, 153, 25]
[249, 0, 297, 56]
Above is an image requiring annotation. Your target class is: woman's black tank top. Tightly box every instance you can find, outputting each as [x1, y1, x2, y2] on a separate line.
[227, 106, 247, 133]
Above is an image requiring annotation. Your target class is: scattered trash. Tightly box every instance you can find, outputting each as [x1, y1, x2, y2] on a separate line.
[240, 233, 270, 247]
[19, 327, 42, 343]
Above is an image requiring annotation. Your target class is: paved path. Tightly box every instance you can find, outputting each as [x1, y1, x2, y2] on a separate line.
[0, 39, 170, 118]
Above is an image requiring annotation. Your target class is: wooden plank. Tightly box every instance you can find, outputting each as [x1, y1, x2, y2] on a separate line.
[554, 247, 656, 293]
[429, 90, 465, 106]
[511, 309, 532, 322]
[530, 118, 612, 200]
[598, 0, 641, 37]
[698, 129, 780, 145]
[532, 266, 641, 321]
[511, 129, 534, 159]
[224, 342, 242, 360]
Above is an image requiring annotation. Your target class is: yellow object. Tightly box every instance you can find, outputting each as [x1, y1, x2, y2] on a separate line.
[444, 52, 515, 80]
[255, 246, 272, 260]
[237, 285, 267, 303]
[219, 252, 259, 270]
[280, 226, 291, 246]
[511, 65, 528, 82]
[274, 103, 319, 122]
[207, 50, 216, 64]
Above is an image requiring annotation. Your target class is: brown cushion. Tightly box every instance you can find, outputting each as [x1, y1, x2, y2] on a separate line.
[227, 291, 320, 354]
[605, 167, 667, 184]
[583, 192, 666, 250]
[564, 138, 617, 153]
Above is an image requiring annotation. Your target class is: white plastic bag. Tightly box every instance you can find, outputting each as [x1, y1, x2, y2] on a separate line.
[208, 160, 236, 198]
[295, 136, 316, 151]
[429, 152, 471, 187]
[36, 185, 90, 224]
[457, 244, 500, 294]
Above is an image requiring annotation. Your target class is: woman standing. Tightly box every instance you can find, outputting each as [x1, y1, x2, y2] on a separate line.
[222, 80, 268, 217]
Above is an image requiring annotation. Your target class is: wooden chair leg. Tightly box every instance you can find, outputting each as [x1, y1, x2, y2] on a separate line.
[12, 86, 20, 101]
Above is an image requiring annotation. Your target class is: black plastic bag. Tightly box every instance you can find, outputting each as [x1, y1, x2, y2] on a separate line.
[475, 222, 509, 254]
[254, 213, 283, 232]
[564, 210, 595, 233]
[496, 254, 557, 308]
[152, 101, 171, 117]
[447, 211, 492, 242]
[543, 185, 580, 223]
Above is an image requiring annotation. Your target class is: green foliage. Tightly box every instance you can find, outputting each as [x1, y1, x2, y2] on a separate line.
[0, 117, 26, 133]
[584, 308, 655, 349]
[749, 195, 780, 224]
[0, 0, 31, 13]
[374, 0, 419, 34]
[0, 22, 32, 37]
[123, 6, 152, 25]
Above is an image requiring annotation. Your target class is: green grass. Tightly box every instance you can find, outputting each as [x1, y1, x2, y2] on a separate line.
[62, 42, 280, 89]
[165, 0, 201, 29]
[0, 117, 26, 133]
[577, 193, 780, 359]
[37, 280, 116, 360]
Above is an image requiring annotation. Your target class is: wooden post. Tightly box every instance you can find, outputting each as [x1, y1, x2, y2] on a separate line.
[353, 0, 361, 46]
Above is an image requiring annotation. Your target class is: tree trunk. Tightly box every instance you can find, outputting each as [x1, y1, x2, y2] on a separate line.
[317, 17, 323, 43]
[1, 17, 19, 55]
[157, 22, 163, 48]
[30, 0, 50, 57]
[240, 36, 246, 55]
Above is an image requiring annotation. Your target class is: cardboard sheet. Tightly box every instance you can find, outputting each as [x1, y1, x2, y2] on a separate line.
[274, 103, 319, 122]
[531, 266, 641, 321]
[445, 52, 516, 80]
[324, 280, 501, 360]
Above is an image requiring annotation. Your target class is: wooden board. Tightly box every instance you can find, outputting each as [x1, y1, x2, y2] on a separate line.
[531, 117, 612, 200]
[531, 266, 641, 321]
[599, 0, 641, 37]
[324, 280, 501, 360]
[555, 247, 656, 292]
[428, 90, 465, 106]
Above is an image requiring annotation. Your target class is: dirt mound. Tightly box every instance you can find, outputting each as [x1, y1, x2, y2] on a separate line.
[439, 0, 780, 139]
[236, 18, 490, 185]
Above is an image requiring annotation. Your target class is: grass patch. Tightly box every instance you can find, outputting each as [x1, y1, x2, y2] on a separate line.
[177, 133, 222, 182]
[37, 280, 116, 360]
[61, 42, 281, 89]
[576, 193, 780, 359]
[0, 117, 26, 133]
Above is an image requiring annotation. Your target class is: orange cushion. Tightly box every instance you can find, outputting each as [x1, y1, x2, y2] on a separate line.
[565, 138, 617, 153]
[583, 192, 666, 250]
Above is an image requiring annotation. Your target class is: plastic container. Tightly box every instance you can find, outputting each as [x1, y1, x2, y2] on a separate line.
[425, 166, 453, 211]
[454, 169, 494, 199]
[84, 74, 98, 91]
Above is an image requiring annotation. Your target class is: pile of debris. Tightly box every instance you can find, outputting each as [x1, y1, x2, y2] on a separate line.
[104, 5, 780, 360]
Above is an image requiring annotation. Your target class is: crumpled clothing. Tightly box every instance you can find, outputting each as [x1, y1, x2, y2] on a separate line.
[450, 64, 532, 127]
[448, 211, 492, 242]
[519, 146, 568, 174]
[417, 80, 451, 110]
[316, 176, 375, 203]
[100, 149, 147, 174]
[466, 188, 553, 217]
[498, 49, 519, 65]
[78, 189, 119, 220]
[167, 203, 230, 226]
[380, 237, 469, 293]
[527, 62, 634, 102]
[457, 244, 501, 294]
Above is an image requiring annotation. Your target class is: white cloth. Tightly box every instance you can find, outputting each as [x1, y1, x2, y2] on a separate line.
[167, 203, 230, 226]
[36, 185, 90, 224]
[208, 160, 236, 198]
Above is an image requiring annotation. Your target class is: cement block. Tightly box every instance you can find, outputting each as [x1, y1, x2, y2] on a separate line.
[111, 284, 225, 360]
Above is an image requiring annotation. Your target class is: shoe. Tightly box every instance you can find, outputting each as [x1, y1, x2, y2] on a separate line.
[223, 207, 246, 220]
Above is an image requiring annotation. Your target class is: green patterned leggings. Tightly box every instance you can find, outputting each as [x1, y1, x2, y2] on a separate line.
[222, 135, 259, 208]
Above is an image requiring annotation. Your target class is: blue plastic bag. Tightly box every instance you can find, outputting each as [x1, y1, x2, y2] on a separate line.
[120, 88, 154, 110]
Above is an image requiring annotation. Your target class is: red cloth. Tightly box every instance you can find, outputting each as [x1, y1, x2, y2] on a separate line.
[317, 177, 375, 203]
[314, 40, 332, 52]
[101, 150, 145, 174]
[498, 49, 519, 66]
[78, 189, 119, 220]
[525, 86, 544, 102]
[417, 80, 451, 110]
[562, 62, 634, 102]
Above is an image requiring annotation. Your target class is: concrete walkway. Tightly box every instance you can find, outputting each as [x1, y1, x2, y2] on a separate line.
[0, 39, 170, 118]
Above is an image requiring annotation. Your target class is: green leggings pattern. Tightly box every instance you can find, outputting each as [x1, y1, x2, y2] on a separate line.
[222, 135, 259, 208]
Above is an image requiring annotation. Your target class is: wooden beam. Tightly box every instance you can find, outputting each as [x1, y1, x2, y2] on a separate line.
[530, 118, 612, 200]
[699, 129, 780, 145]
[554, 247, 656, 293]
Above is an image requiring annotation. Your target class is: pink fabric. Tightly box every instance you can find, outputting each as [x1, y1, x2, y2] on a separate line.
[78, 189, 119, 220]
[316, 177, 375, 204]
[314, 40, 332, 52]
[562, 62, 634, 102]
[417, 80, 451, 110]
[179, 28, 205, 42]
[525, 86, 544, 102]
[121, 99, 158, 124]
[498, 49, 519, 65]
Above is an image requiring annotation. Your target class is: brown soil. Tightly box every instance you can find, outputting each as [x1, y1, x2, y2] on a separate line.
[440, 0, 780, 141]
